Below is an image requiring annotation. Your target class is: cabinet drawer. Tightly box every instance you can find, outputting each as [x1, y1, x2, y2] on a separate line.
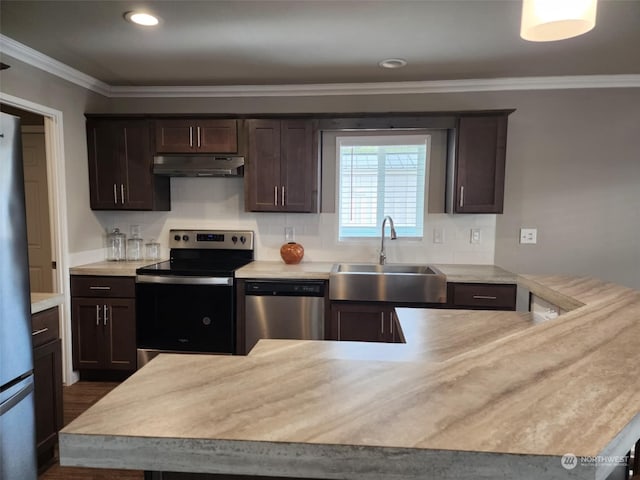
[31, 307, 59, 348]
[449, 283, 516, 310]
[71, 276, 135, 298]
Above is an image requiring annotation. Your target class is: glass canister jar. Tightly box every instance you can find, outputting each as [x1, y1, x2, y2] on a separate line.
[145, 240, 160, 261]
[127, 234, 144, 261]
[107, 228, 126, 261]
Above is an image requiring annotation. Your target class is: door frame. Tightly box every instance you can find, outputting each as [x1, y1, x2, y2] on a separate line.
[0, 92, 77, 385]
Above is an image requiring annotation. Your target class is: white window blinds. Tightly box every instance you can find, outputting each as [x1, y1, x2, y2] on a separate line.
[337, 134, 428, 239]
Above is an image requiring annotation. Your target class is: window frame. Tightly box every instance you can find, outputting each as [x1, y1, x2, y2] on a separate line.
[336, 133, 431, 242]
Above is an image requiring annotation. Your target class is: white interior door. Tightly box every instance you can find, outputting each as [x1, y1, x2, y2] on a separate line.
[21, 127, 53, 293]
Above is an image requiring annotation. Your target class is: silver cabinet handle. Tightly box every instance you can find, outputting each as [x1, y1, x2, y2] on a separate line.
[96, 305, 101, 326]
[113, 184, 117, 204]
[274, 186, 278, 206]
[460, 185, 465, 208]
[281, 185, 285, 206]
[197, 126, 201, 148]
[121, 184, 125, 205]
[31, 327, 49, 336]
[390, 316, 394, 337]
[381, 313, 385, 335]
[473, 295, 497, 300]
[189, 126, 193, 147]
[103, 304, 108, 326]
[89, 286, 111, 290]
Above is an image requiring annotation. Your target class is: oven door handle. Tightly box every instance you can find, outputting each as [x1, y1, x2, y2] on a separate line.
[136, 275, 233, 286]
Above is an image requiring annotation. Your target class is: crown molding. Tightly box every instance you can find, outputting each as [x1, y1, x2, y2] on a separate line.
[2, 34, 639, 99]
[1, 34, 112, 97]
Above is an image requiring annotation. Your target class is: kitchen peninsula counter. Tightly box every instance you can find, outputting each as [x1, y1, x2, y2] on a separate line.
[59, 275, 640, 480]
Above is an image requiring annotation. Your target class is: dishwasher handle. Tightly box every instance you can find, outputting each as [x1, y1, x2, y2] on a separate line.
[245, 280, 325, 297]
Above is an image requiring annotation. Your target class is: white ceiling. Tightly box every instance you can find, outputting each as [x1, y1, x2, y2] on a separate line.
[1, 0, 639, 87]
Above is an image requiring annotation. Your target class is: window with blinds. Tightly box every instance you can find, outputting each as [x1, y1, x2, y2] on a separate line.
[337, 134, 429, 239]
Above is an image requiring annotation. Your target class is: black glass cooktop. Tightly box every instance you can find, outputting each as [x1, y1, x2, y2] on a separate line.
[136, 249, 253, 277]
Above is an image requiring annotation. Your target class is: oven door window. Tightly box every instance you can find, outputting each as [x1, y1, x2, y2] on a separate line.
[136, 282, 234, 354]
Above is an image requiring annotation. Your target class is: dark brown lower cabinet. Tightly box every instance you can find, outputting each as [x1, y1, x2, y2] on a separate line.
[31, 306, 63, 471]
[447, 282, 517, 310]
[329, 302, 401, 343]
[71, 275, 137, 373]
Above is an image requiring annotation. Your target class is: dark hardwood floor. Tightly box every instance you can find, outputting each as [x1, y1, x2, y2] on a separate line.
[39, 381, 144, 480]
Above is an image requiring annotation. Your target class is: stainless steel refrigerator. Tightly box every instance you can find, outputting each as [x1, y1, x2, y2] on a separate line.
[0, 111, 38, 479]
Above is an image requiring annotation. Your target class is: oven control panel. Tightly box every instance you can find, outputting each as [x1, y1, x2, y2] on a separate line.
[170, 230, 254, 250]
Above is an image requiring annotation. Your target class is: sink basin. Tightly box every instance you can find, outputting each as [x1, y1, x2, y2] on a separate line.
[329, 263, 447, 303]
[336, 264, 439, 275]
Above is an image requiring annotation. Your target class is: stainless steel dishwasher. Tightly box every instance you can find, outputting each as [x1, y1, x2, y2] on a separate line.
[244, 280, 325, 353]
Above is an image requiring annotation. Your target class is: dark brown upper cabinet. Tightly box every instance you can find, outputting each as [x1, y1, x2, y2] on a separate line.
[86, 117, 170, 211]
[245, 119, 318, 213]
[155, 118, 238, 154]
[448, 113, 510, 214]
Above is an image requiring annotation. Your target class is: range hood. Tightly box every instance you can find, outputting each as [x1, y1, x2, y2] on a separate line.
[153, 155, 244, 177]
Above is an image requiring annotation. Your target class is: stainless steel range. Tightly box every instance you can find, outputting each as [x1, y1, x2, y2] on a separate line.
[135, 229, 254, 368]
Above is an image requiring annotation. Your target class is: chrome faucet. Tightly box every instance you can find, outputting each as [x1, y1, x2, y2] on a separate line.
[379, 216, 397, 265]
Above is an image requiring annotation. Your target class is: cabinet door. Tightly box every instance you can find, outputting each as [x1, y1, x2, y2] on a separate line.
[280, 120, 315, 212]
[105, 299, 137, 370]
[87, 120, 122, 209]
[33, 339, 63, 468]
[454, 115, 507, 213]
[87, 118, 169, 211]
[197, 119, 238, 153]
[155, 119, 196, 153]
[71, 299, 105, 369]
[246, 119, 282, 211]
[331, 303, 394, 342]
[120, 120, 155, 210]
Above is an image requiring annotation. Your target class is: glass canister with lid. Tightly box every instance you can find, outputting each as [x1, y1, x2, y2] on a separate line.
[106, 228, 126, 261]
[127, 234, 144, 261]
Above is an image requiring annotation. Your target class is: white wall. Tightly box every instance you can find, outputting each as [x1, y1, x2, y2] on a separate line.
[0, 55, 109, 261]
[95, 177, 496, 265]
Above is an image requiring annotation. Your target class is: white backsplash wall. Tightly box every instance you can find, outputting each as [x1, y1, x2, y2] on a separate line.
[95, 177, 496, 265]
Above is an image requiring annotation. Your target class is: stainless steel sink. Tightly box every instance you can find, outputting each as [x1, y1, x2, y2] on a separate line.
[329, 263, 447, 303]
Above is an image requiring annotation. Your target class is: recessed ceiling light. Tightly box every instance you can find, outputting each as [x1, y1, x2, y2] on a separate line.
[124, 11, 160, 27]
[378, 58, 408, 69]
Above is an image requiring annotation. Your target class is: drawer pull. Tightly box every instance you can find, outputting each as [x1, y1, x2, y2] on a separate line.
[31, 327, 49, 336]
[96, 305, 101, 326]
[472, 295, 497, 300]
[89, 286, 111, 290]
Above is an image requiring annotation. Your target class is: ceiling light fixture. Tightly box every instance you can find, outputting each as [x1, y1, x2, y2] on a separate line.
[124, 11, 160, 27]
[378, 58, 407, 69]
[520, 0, 597, 42]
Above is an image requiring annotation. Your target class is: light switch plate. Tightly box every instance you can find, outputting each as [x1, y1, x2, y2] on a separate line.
[520, 228, 537, 244]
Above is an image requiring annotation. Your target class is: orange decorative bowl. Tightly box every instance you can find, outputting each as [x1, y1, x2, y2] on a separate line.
[280, 242, 304, 264]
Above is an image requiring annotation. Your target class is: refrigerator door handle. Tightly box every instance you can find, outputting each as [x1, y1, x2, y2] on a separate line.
[0, 379, 34, 416]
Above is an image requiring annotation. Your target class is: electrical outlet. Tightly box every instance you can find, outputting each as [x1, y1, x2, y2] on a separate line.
[470, 228, 481, 244]
[520, 228, 537, 244]
[433, 228, 444, 244]
[284, 226, 295, 242]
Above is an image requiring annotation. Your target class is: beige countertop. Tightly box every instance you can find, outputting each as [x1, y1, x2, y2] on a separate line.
[69, 260, 162, 277]
[71, 259, 517, 284]
[31, 292, 64, 314]
[235, 261, 335, 279]
[235, 261, 517, 283]
[59, 274, 640, 480]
